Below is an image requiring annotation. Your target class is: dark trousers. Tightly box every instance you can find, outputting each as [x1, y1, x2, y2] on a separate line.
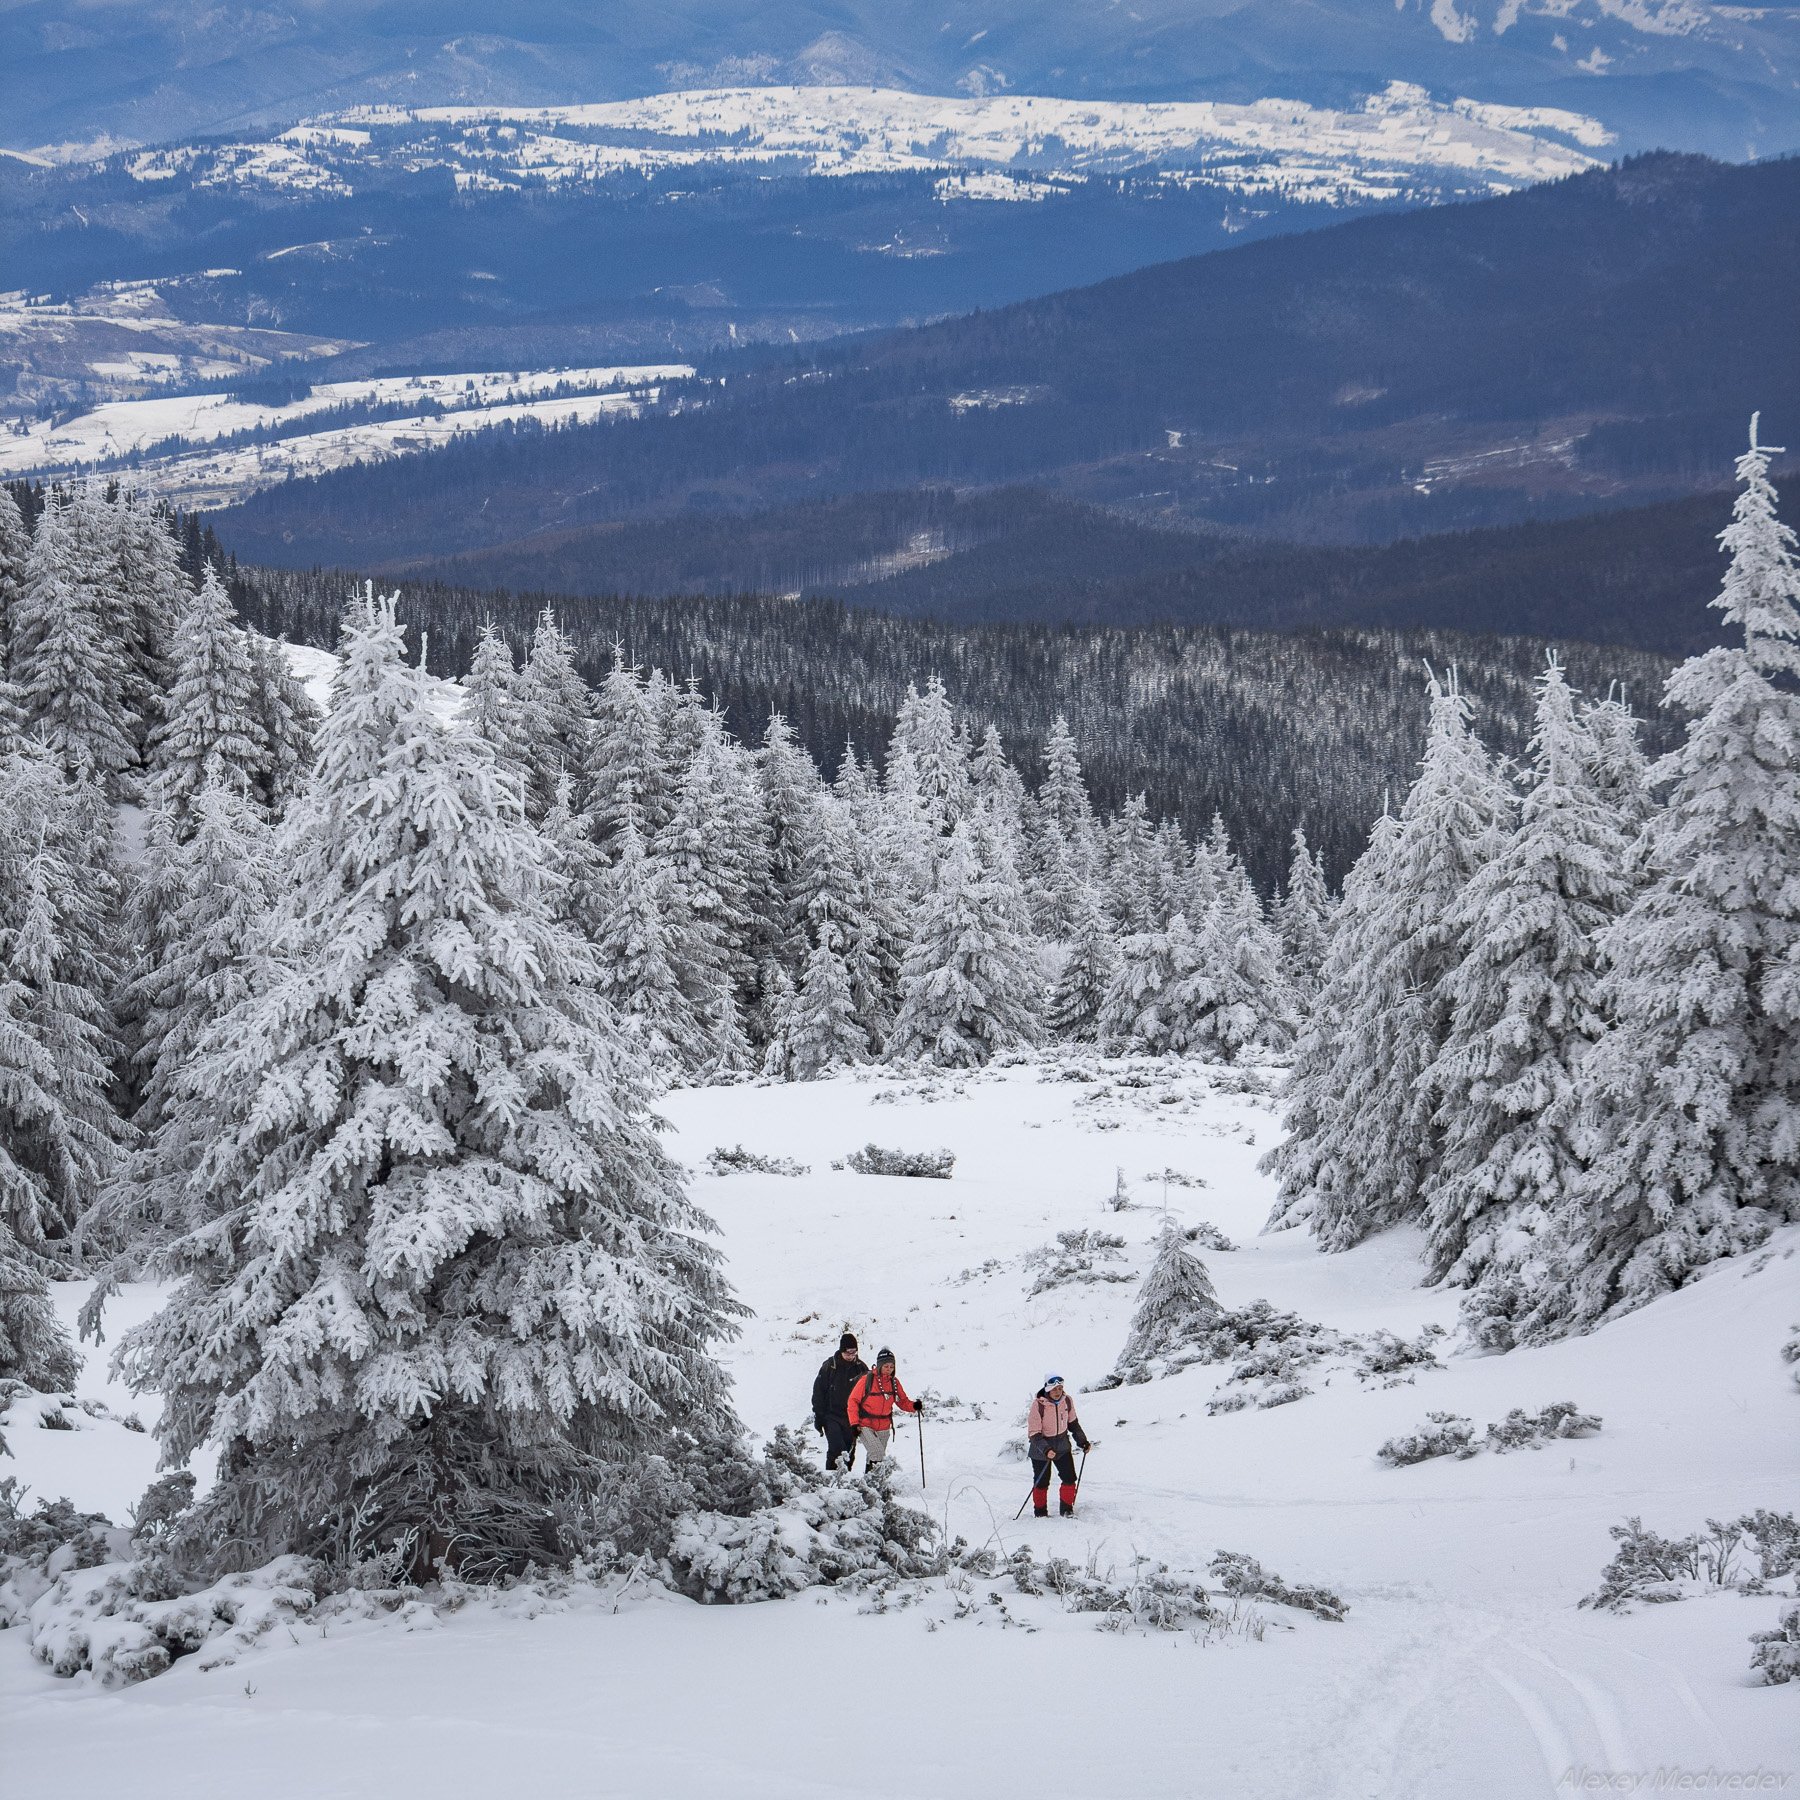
[823, 1415, 858, 1471]
[1030, 1437, 1079, 1510]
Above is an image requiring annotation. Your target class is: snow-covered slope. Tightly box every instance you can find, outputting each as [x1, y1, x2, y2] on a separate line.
[5, 1059, 1792, 1797]
[0, 364, 690, 506]
[130, 82, 1610, 207]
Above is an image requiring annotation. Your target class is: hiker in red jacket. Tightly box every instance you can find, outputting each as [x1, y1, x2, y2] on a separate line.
[845, 1347, 920, 1468]
[1028, 1374, 1094, 1517]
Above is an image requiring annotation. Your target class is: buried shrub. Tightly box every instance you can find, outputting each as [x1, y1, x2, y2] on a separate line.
[703, 1145, 810, 1177]
[1207, 1550, 1349, 1622]
[1023, 1229, 1130, 1298]
[843, 1144, 955, 1179]
[1378, 1401, 1602, 1467]
[1583, 1510, 1800, 1611]
[1750, 1603, 1800, 1685]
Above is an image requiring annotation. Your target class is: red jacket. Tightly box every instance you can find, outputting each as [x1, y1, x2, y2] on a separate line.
[847, 1369, 916, 1431]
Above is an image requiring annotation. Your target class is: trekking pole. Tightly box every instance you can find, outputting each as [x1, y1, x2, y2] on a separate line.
[1073, 1448, 1089, 1503]
[916, 1406, 928, 1491]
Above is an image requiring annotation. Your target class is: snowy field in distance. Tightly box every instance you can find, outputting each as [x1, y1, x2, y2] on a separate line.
[0, 364, 691, 507]
[128, 81, 1610, 207]
[4, 1060, 1793, 1800]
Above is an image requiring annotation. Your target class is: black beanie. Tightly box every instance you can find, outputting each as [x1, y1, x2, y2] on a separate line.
[876, 1346, 895, 1365]
[839, 1332, 858, 1353]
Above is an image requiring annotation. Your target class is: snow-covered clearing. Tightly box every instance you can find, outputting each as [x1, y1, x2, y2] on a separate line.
[4, 1060, 1793, 1797]
[0, 364, 690, 505]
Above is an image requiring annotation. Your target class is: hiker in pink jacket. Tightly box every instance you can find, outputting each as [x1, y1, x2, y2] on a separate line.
[1027, 1374, 1094, 1517]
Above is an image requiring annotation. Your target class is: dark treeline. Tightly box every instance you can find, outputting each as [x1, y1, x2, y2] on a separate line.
[230, 560, 1674, 889]
[401, 480, 1780, 660]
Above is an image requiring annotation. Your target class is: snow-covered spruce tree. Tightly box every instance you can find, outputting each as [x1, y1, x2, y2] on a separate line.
[1097, 913, 1203, 1055]
[1274, 827, 1334, 1006]
[1186, 871, 1298, 1062]
[590, 813, 711, 1080]
[100, 776, 277, 1259]
[243, 627, 321, 817]
[106, 494, 188, 760]
[0, 1235, 80, 1390]
[1516, 419, 1800, 1340]
[11, 490, 136, 791]
[763, 938, 868, 1081]
[116, 596, 742, 1576]
[0, 747, 127, 1261]
[1111, 1220, 1224, 1381]
[658, 713, 768, 1041]
[888, 820, 1039, 1067]
[1421, 659, 1631, 1319]
[889, 676, 969, 840]
[0, 485, 27, 655]
[1045, 882, 1120, 1042]
[146, 565, 268, 834]
[589, 657, 674, 847]
[463, 621, 528, 790]
[755, 710, 825, 1000]
[512, 609, 594, 820]
[1103, 794, 1161, 934]
[1264, 676, 1515, 1249]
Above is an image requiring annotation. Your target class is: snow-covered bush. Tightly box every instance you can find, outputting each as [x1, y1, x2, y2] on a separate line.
[1483, 1401, 1602, 1450]
[1207, 1550, 1349, 1622]
[1379, 1401, 1601, 1467]
[1184, 1221, 1238, 1251]
[1352, 1326, 1446, 1384]
[1783, 1323, 1799, 1392]
[703, 1145, 811, 1177]
[665, 1428, 938, 1604]
[843, 1143, 955, 1178]
[1583, 1510, 1800, 1611]
[1378, 1413, 1479, 1465]
[1750, 1603, 1800, 1685]
[1022, 1229, 1129, 1298]
[23, 1553, 325, 1687]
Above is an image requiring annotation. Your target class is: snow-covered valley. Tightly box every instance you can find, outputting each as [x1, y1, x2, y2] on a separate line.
[6, 1061, 1794, 1798]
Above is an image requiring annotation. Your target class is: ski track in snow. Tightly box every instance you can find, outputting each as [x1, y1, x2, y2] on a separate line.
[4, 1063, 1794, 1798]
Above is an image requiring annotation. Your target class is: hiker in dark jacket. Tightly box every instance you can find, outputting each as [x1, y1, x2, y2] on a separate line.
[811, 1333, 868, 1471]
[1028, 1374, 1094, 1517]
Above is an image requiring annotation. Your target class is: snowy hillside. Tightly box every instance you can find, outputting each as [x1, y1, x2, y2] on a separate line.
[134, 82, 1610, 207]
[4, 1060, 1794, 1798]
[0, 364, 689, 505]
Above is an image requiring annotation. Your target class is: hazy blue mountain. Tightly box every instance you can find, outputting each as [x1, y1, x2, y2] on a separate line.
[3, 0, 1796, 160]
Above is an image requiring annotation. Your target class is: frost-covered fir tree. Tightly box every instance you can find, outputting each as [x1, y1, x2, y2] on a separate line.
[11, 490, 136, 790]
[0, 745, 126, 1255]
[463, 621, 529, 800]
[890, 676, 969, 839]
[116, 596, 741, 1573]
[756, 710, 824, 994]
[888, 821, 1039, 1067]
[589, 658, 674, 845]
[0, 1234, 79, 1389]
[1103, 794, 1161, 933]
[1273, 827, 1333, 1006]
[1264, 676, 1514, 1248]
[591, 813, 711, 1079]
[1421, 659, 1630, 1316]
[1112, 1220, 1223, 1380]
[763, 938, 868, 1081]
[107, 494, 187, 759]
[1514, 420, 1800, 1340]
[243, 627, 320, 817]
[1186, 873, 1298, 1062]
[0, 485, 32, 658]
[1097, 913, 1207, 1055]
[1044, 883, 1119, 1042]
[512, 609, 594, 820]
[146, 566, 268, 833]
[100, 777, 277, 1259]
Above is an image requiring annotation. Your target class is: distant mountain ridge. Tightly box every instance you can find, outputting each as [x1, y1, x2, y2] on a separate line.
[212, 152, 1800, 573]
[4, 0, 1796, 160]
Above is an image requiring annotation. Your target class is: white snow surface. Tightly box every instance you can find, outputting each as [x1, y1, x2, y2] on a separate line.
[0, 364, 690, 505]
[4, 1060, 1794, 1797]
[126, 80, 1611, 210]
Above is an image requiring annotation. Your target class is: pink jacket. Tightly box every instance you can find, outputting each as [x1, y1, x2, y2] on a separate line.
[1028, 1392, 1086, 1446]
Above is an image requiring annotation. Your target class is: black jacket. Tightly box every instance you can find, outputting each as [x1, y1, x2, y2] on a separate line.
[812, 1352, 868, 1427]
